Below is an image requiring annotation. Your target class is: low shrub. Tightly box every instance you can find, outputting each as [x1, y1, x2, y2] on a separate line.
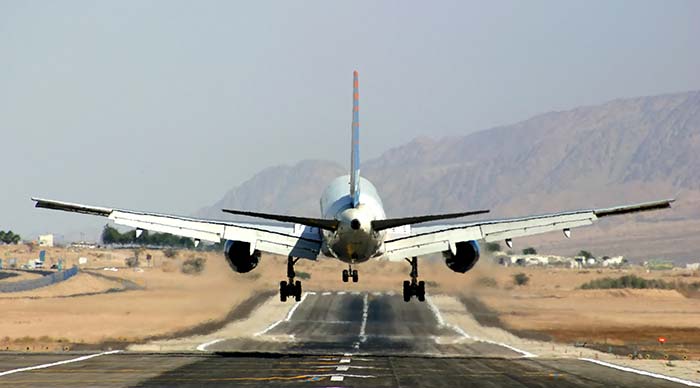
[476, 276, 498, 288]
[580, 275, 673, 290]
[513, 273, 530, 286]
[181, 257, 206, 275]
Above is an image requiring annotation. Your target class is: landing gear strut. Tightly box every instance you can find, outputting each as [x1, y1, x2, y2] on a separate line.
[342, 265, 359, 283]
[280, 256, 302, 302]
[403, 257, 425, 302]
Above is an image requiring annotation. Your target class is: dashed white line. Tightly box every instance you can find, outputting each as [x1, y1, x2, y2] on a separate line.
[359, 293, 369, 343]
[339, 358, 352, 363]
[196, 339, 224, 352]
[322, 291, 332, 296]
[580, 358, 700, 387]
[336, 365, 350, 371]
[0, 350, 122, 377]
[337, 291, 346, 295]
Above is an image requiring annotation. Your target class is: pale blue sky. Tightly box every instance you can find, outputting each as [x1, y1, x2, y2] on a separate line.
[1, 1, 699, 239]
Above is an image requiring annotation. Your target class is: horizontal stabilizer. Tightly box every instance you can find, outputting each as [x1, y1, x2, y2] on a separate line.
[222, 209, 339, 231]
[371, 209, 490, 232]
[594, 199, 675, 218]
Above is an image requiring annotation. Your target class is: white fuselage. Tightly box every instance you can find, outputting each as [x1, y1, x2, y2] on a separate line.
[319, 175, 386, 263]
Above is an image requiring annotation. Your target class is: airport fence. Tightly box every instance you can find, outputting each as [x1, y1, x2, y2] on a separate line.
[0, 266, 78, 293]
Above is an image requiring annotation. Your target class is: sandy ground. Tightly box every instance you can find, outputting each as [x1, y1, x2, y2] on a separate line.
[0, 246, 699, 361]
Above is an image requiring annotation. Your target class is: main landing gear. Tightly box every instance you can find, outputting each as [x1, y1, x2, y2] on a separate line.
[280, 256, 302, 302]
[342, 265, 359, 283]
[403, 257, 425, 302]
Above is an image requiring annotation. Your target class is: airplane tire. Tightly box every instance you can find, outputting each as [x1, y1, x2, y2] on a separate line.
[352, 270, 358, 283]
[342, 270, 349, 283]
[403, 280, 411, 302]
[280, 281, 288, 302]
[295, 281, 302, 301]
[417, 281, 426, 302]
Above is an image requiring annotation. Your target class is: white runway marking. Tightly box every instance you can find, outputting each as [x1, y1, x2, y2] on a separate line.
[351, 291, 361, 295]
[0, 350, 122, 377]
[255, 292, 310, 336]
[322, 292, 332, 296]
[427, 296, 536, 358]
[196, 339, 224, 352]
[359, 293, 369, 343]
[337, 291, 346, 295]
[339, 358, 352, 363]
[336, 365, 350, 371]
[426, 296, 446, 326]
[580, 358, 700, 387]
[284, 291, 309, 321]
[330, 375, 344, 381]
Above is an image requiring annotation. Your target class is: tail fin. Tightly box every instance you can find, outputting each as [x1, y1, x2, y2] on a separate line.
[350, 70, 361, 207]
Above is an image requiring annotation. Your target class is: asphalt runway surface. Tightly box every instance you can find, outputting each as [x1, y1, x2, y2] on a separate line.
[0, 292, 693, 387]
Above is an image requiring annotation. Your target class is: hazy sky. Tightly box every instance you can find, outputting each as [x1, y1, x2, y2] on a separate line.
[2, 1, 699, 240]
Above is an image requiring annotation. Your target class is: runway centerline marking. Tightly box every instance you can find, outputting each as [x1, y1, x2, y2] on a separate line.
[580, 358, 700, 387]
[359, 293, 369, 343]
[0, 350, 122, 377]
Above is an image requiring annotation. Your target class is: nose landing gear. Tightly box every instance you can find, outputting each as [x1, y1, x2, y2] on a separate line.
[403, 256, 425, 302]
[280, 256, 302, 302]
[342, 265, 359, 283]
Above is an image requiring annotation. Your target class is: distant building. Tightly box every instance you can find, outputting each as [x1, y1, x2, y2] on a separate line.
[38, 234, 54, 247]
[70, 241, 97, 249]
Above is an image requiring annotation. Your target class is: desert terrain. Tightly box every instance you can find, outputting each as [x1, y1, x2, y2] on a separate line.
[0, 244, 698, 363]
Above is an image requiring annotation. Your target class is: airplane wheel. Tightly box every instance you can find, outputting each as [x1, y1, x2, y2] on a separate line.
[280, 281, 288, 302]
[403, 280, 411, 302]
[342, 270, 349, 283]
[295, 281, 302, 301]
[352, 270, 359, 283]
[417, 281, 426, 302]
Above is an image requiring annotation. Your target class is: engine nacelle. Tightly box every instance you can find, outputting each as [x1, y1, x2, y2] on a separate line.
[224, 240, 260, 273]
[443, 240, 480, 273]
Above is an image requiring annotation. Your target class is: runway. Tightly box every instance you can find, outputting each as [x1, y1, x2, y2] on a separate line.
[0, 291, 694, 387]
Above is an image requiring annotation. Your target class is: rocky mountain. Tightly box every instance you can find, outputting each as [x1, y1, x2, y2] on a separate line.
[197, 91, 700, 262]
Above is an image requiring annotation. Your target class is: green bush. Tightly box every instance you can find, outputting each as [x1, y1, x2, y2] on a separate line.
[522, 247, 537, 255]
[181, 257, 206, 275]
[476, 276, 498, 288]
[513, 273, 530, 286]
[485, 242, 501, 252]
[296, 271, 311, 280]
[580, 275, 674, 290]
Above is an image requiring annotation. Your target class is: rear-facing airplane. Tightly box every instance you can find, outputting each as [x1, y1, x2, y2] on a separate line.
[33, 71, 674, 302]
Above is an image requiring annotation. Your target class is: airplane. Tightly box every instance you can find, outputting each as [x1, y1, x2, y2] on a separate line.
[32, 71, 674, 303]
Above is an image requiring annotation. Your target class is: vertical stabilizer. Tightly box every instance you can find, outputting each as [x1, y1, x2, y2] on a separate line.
[350, 70, 361, 207]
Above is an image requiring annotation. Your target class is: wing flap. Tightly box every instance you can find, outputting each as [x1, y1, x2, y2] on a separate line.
[33, 198, 321, 260]
[383, 199, 673, 260]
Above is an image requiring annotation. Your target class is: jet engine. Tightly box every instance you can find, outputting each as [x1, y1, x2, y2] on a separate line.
[443, 240, 480, 273]
[224, 240, 260, 273]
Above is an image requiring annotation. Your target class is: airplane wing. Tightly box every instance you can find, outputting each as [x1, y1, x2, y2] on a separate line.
[382, 199, 674, 260]
[31, 198, 321, 260]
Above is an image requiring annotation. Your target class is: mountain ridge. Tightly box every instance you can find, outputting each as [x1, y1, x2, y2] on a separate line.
[196, 90, 700, 262]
